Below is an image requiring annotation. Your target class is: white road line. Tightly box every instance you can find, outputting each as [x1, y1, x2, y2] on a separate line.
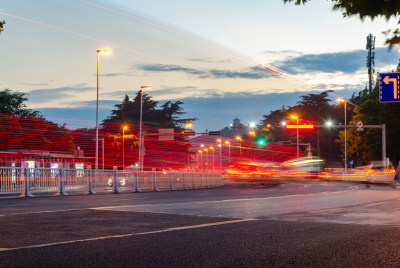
[0, 218, 257, 252]
[0, 208, 83, 217]
[91, 186, 358, 211]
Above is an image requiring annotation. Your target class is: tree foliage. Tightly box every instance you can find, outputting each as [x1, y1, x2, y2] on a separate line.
[103, 90, 187, 130]
[260, 90, 343, 161]
[0, 20, 4, 35]
[0, 89, 40, 116]
[283, 0, 400, 48]
[342, 79, 400, 166]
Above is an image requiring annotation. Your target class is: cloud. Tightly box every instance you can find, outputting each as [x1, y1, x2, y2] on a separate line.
[274, 48, 398, 74]
[100, 73, 125, 77]
[209, 67, 273, 79]
[27, 86, 94, 103]
[19, 82, 49, 86]
[137, 64, 203, 75]
[136, 63, 274, 79]
[186, 57, 231, 63]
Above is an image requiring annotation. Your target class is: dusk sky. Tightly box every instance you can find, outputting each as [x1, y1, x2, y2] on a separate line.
[1, 0, 399, 132]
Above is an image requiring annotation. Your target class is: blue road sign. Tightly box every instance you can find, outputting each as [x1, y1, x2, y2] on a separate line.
[379, 72, 400, 103]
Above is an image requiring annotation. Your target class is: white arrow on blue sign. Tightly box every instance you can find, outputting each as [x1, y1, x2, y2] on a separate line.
[379, 72, 400, 103]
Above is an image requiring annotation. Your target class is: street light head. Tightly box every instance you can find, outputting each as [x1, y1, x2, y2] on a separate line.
[97, 49, 111, 55]
[249, 122, 256, 128]
[325, 121, 333, 127]
[249, 131, 255, 136]
[281, 121, 287, 126]
[337, 98, 345, 103]
[210, 146, 214, 150]
[225, 141, 230, 145]
[141, 86, 151, 90]
[123, 125, 128, 130]
[201, 144, 204, 147]
[290, 115, 298, 119]
[236, 136, 242, 140]
[217, 139, 221, 143]
[198, 150, 202, 153]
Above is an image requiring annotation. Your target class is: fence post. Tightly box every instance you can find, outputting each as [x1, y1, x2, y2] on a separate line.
[19, 163, 33, 197]
[114, 166, 120, 194]
[169, 170, 175, 191]
[87, 165, 95, 194]
[153, 171, 159, 191]
[183, 172, 187, 190]
[135, 168, 141, 192]
[56, 164, 67, 196]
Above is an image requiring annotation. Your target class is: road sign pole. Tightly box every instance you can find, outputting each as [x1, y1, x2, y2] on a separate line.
[382, 124, 386, 170]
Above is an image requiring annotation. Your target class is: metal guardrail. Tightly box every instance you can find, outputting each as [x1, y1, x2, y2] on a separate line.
[0, 167, 223, 197]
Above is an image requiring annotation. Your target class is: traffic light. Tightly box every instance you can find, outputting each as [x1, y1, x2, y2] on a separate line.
[257, 137, 267, 146]
[134, 162, 139, 167]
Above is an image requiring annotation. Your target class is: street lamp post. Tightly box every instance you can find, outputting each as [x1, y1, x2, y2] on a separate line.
[204, 148, 209, 171]
[139, 86, 151, 171]
[217, 139, 222, 172]
[225, 141, 230, 164]
[291, 115, 299, 158]
[198, 150, 203, 171]
[337, 98, 348, 172]
[236, 136, 242, 154]
[95, 49, 111, 171]
[122, 125, 127, 169]
[210, 146, 215, 171]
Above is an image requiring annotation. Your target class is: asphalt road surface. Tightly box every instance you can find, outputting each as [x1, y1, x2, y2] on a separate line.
[2, 181, 400, 267]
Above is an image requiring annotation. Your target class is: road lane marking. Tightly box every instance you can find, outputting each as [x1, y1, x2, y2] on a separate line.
[165, 219, 256, 231]
[0, 208, 83, 217]
[91, 186, 359, 211]
[0, 218, 257, 252]
[309, 208, 344, 213]
[364, 202, 386, 207]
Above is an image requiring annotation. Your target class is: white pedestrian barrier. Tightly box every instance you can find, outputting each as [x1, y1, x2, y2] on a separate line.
[0, 167, 223, 197]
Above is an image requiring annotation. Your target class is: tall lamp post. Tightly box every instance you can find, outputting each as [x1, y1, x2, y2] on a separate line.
[291, 115, 299, 159]
[236, 136, 242, 154]
[209, 146, 215, 171]
[337, 98, 349, 172]
[217, 139, 222, 172]
[198, 150, 203, 171]
[204, 148, 209, 171]
[139, 85, 151, 171]
[122, 125, 128, 169]
[225, 141, 231, 164]
[95, 49, 111, 171]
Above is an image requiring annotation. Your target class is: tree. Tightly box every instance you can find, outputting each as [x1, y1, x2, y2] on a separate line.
[0, 20, 5, 35]
[0, 89, 40, 116]
[341, 80, 400, 166]
[103, 90, 188, 130]
[260, 91, 343, 160]
[283, 0, 400, 48]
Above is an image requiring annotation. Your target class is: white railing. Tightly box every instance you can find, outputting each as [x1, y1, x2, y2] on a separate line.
[0, 167, 223, 197]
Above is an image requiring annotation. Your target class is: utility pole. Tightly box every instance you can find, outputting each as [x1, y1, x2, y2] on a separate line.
[366, 34, 375, 95]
